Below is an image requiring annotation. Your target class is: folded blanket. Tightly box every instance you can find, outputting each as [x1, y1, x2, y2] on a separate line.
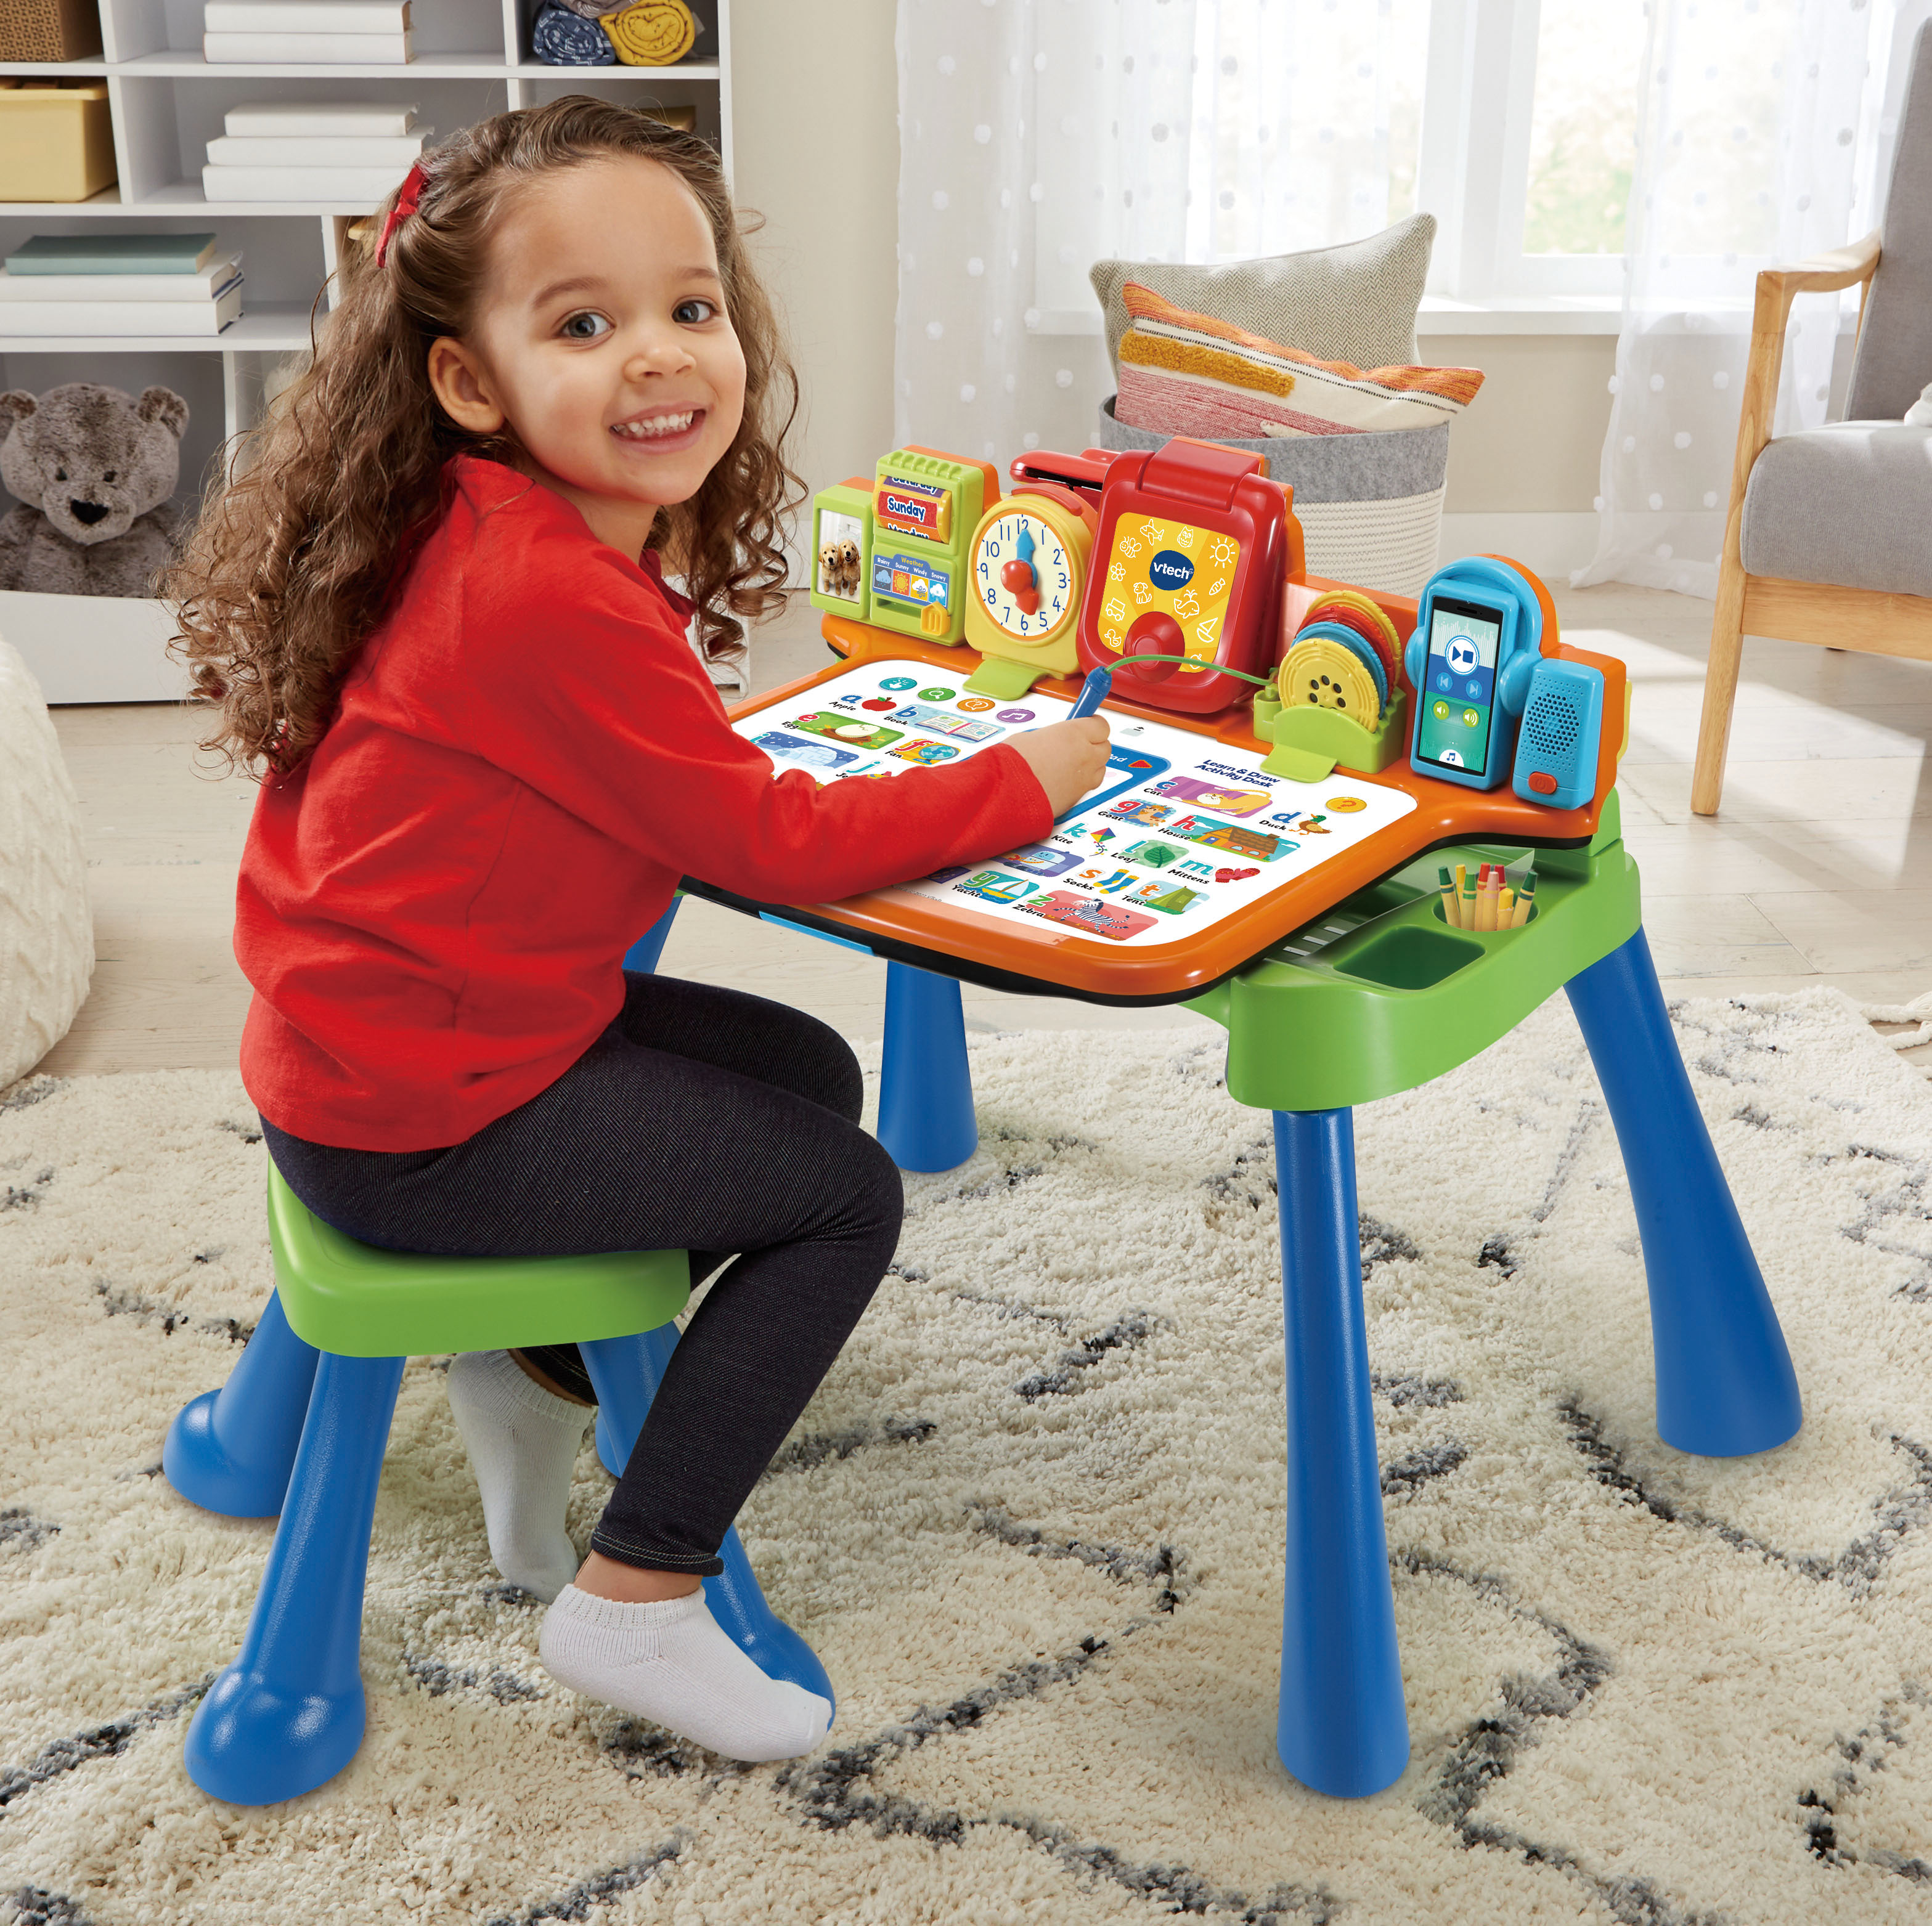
[1117, 281, 1483, 439]
[601, 0, 697, 63]
[532, 1, 615, 62]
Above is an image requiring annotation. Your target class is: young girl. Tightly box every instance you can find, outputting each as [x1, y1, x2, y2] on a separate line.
[166, 97, 1108, 1765]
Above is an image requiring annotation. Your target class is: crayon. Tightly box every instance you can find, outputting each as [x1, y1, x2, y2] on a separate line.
[1474, 863, 1496, 932]
[1438, 864, 1459, 927]
[1459, 871, 1478, 925]
[1497, 886, 1515, 926]
[1511, 873, 1536, 927]
[1454, 861, 1467, 906]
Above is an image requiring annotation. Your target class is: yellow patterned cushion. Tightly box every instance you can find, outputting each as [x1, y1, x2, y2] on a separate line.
[600, 0, 696, 64]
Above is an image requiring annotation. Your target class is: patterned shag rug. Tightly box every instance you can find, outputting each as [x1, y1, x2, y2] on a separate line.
[2, 991, 1931, 1926]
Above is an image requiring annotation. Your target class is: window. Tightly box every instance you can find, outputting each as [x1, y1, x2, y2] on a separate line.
[1029, 0, 1807, 329]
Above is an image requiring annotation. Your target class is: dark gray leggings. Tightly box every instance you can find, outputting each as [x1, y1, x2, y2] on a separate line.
[261, 973, 903, 1576]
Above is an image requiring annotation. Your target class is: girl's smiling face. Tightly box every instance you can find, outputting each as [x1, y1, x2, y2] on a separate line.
[427, 153, 747, 556]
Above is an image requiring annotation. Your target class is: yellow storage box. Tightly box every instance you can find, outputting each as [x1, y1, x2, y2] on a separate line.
[0, 82, 116, 204]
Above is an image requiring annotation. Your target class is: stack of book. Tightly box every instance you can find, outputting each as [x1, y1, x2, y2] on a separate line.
[0, 233, 242, 338]
[203, 102, 429, 204]
[202, 0, 412, 63]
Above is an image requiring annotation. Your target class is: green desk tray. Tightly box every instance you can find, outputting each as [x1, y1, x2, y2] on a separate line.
[1187, 791, 1642, 1112]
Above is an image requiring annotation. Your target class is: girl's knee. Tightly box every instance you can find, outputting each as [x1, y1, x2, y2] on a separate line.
[847, 1126, 905, 1245]
[794, 1017, 864, 1123]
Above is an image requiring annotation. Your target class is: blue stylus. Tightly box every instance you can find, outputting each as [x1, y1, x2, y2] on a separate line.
[1068, 667, 1112, 719]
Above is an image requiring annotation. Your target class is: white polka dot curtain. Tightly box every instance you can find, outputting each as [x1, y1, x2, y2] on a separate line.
[1573, 0, 1904, 599]
[893, 0, 1412, 464]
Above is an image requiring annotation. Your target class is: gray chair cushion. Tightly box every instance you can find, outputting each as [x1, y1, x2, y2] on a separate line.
[1846, 20, 1932, 421]
[1740, 421, 1932, 597]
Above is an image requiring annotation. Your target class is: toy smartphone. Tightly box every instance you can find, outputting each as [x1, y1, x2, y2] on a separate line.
[1074, 437, 1305, 717]
[1403, 558, 1544, 792]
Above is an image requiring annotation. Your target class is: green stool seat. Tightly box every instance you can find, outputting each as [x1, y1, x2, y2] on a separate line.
[264, 1164, 691, 1355]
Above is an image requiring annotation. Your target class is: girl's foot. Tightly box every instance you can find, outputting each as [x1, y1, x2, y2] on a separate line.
[446, 1349, 590, 1603]
[539, 1585, 833, 1763]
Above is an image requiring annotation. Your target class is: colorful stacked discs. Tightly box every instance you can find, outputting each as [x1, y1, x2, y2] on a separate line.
[1302, 590, 1403, 694]
[1279, 628, 1382, 720]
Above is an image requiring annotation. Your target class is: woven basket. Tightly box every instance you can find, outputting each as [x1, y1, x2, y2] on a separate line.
[1098, 397, 1449, 599]
[0, 0, 101, 60]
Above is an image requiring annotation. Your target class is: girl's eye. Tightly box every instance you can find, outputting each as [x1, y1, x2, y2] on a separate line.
[560, 311, 613, 341]
[673, 298, 718, 325]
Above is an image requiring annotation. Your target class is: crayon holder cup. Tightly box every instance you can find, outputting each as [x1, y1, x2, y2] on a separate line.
[1433, 896, 1538, 932]
[1253, 688, 1408, 784]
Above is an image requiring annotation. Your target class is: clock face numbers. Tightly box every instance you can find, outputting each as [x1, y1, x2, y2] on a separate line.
[976, 511, 1075, 641]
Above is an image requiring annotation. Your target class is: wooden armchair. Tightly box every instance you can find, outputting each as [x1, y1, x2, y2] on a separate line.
[1692, 21, 1932, 816]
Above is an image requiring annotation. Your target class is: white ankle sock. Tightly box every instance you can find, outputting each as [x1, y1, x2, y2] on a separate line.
[446, 1349, 590, 1603]
[539, 1584, 833, 1763]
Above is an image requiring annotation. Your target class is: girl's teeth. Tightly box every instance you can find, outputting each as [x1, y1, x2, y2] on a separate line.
[614, 412, 696, 440]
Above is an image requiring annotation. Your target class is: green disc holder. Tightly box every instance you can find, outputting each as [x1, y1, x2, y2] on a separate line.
[1252, 687, 1409, 784]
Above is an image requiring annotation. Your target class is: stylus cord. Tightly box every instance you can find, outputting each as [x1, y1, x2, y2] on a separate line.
[1099, 653, 1276, 688]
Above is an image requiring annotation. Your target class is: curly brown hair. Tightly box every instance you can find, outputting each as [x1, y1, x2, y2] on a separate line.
[165, 96, 802, 777]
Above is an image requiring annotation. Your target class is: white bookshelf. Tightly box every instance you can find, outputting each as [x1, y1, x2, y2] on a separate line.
[0, 0, 732, 701]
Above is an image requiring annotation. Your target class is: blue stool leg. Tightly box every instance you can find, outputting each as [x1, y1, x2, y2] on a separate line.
[1565, 925, 1803, 1457]
[1273, 1108, 1409, 1798]
[580, 1328, 835, 1717]
[623, 898, 681, 975]
[876, 960, 977, 1172]
[184, 1352, 406, 1805]
[163, 1289, 320, 1518]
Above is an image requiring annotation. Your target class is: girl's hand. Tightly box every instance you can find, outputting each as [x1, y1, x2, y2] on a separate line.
[1008, 718, 1112, 816]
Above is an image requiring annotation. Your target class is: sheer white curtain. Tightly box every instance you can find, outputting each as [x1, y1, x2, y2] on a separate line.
[892, 0, 1416, 461]
[1574, 0, 1908, 598]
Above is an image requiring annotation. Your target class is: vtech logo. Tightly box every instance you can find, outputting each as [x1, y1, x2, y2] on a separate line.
[1148, 548, 1194, 591]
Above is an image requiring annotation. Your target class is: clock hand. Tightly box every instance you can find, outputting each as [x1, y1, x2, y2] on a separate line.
[999, 526, 1042, 616]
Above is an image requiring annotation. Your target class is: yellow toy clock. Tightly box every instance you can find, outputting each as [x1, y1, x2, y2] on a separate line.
[961, 485, 1094, 699]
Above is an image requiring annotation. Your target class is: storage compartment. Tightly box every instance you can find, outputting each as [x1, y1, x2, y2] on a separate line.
[1334, 924, 1483, 990]
[0, 0, 102, 60]
[0, 83, 118, 203]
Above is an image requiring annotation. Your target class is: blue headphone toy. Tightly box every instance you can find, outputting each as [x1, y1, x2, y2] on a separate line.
[1403, 557, 1545, 792]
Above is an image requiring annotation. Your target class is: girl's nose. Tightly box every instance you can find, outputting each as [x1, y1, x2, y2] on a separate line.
[625, 328, 696, 378]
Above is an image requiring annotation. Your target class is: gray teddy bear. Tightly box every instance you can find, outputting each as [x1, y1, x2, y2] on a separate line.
[0, 383, 189, 598]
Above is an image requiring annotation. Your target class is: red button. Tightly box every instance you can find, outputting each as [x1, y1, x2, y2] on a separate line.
[1528, 770, 1558, 795]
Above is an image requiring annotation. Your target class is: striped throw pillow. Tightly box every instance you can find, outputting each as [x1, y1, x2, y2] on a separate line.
[1115, 282, 1484, 440]
[1090, 214, 1436, 375]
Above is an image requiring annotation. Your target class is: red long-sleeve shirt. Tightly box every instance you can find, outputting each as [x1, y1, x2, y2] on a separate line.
[234, 455, 1051, 1150]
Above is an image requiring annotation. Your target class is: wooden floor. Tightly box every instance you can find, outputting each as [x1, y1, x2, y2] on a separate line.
[38, 582, 1932, 1078]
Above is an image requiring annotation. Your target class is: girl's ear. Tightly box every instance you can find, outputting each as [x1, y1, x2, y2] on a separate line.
[428, 338, 507, 436]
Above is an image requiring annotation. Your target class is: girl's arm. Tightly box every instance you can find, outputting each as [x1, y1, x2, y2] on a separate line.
[449, 540, 1056, 900]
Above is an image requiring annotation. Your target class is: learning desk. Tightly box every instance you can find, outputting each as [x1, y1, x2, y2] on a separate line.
[645, 614, 1801, 1802]
[688, 617, 1619, 1006]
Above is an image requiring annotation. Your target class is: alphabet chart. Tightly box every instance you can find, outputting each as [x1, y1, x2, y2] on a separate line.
[731, 658, 1416, 949]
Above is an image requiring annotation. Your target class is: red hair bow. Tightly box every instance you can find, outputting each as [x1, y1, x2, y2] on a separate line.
[375, 161, 427, 268]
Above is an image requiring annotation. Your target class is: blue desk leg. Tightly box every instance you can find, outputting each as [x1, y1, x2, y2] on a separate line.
[624, 898, 682, 976]
[1273, 1108, 1410, 1798]
[185, 1351, 406, 1805]
[580, 1329, 835, 1717]
[163, 1289, 320, 1518]
[877, 960, 977, 1172]
[1565, 926, 1803, 1457]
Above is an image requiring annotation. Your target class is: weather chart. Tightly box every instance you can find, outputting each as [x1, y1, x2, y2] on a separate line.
[732, 659, 1417, 948]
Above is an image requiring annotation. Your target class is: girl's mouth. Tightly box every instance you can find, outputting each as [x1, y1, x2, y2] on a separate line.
[611, 408, 705, 449]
